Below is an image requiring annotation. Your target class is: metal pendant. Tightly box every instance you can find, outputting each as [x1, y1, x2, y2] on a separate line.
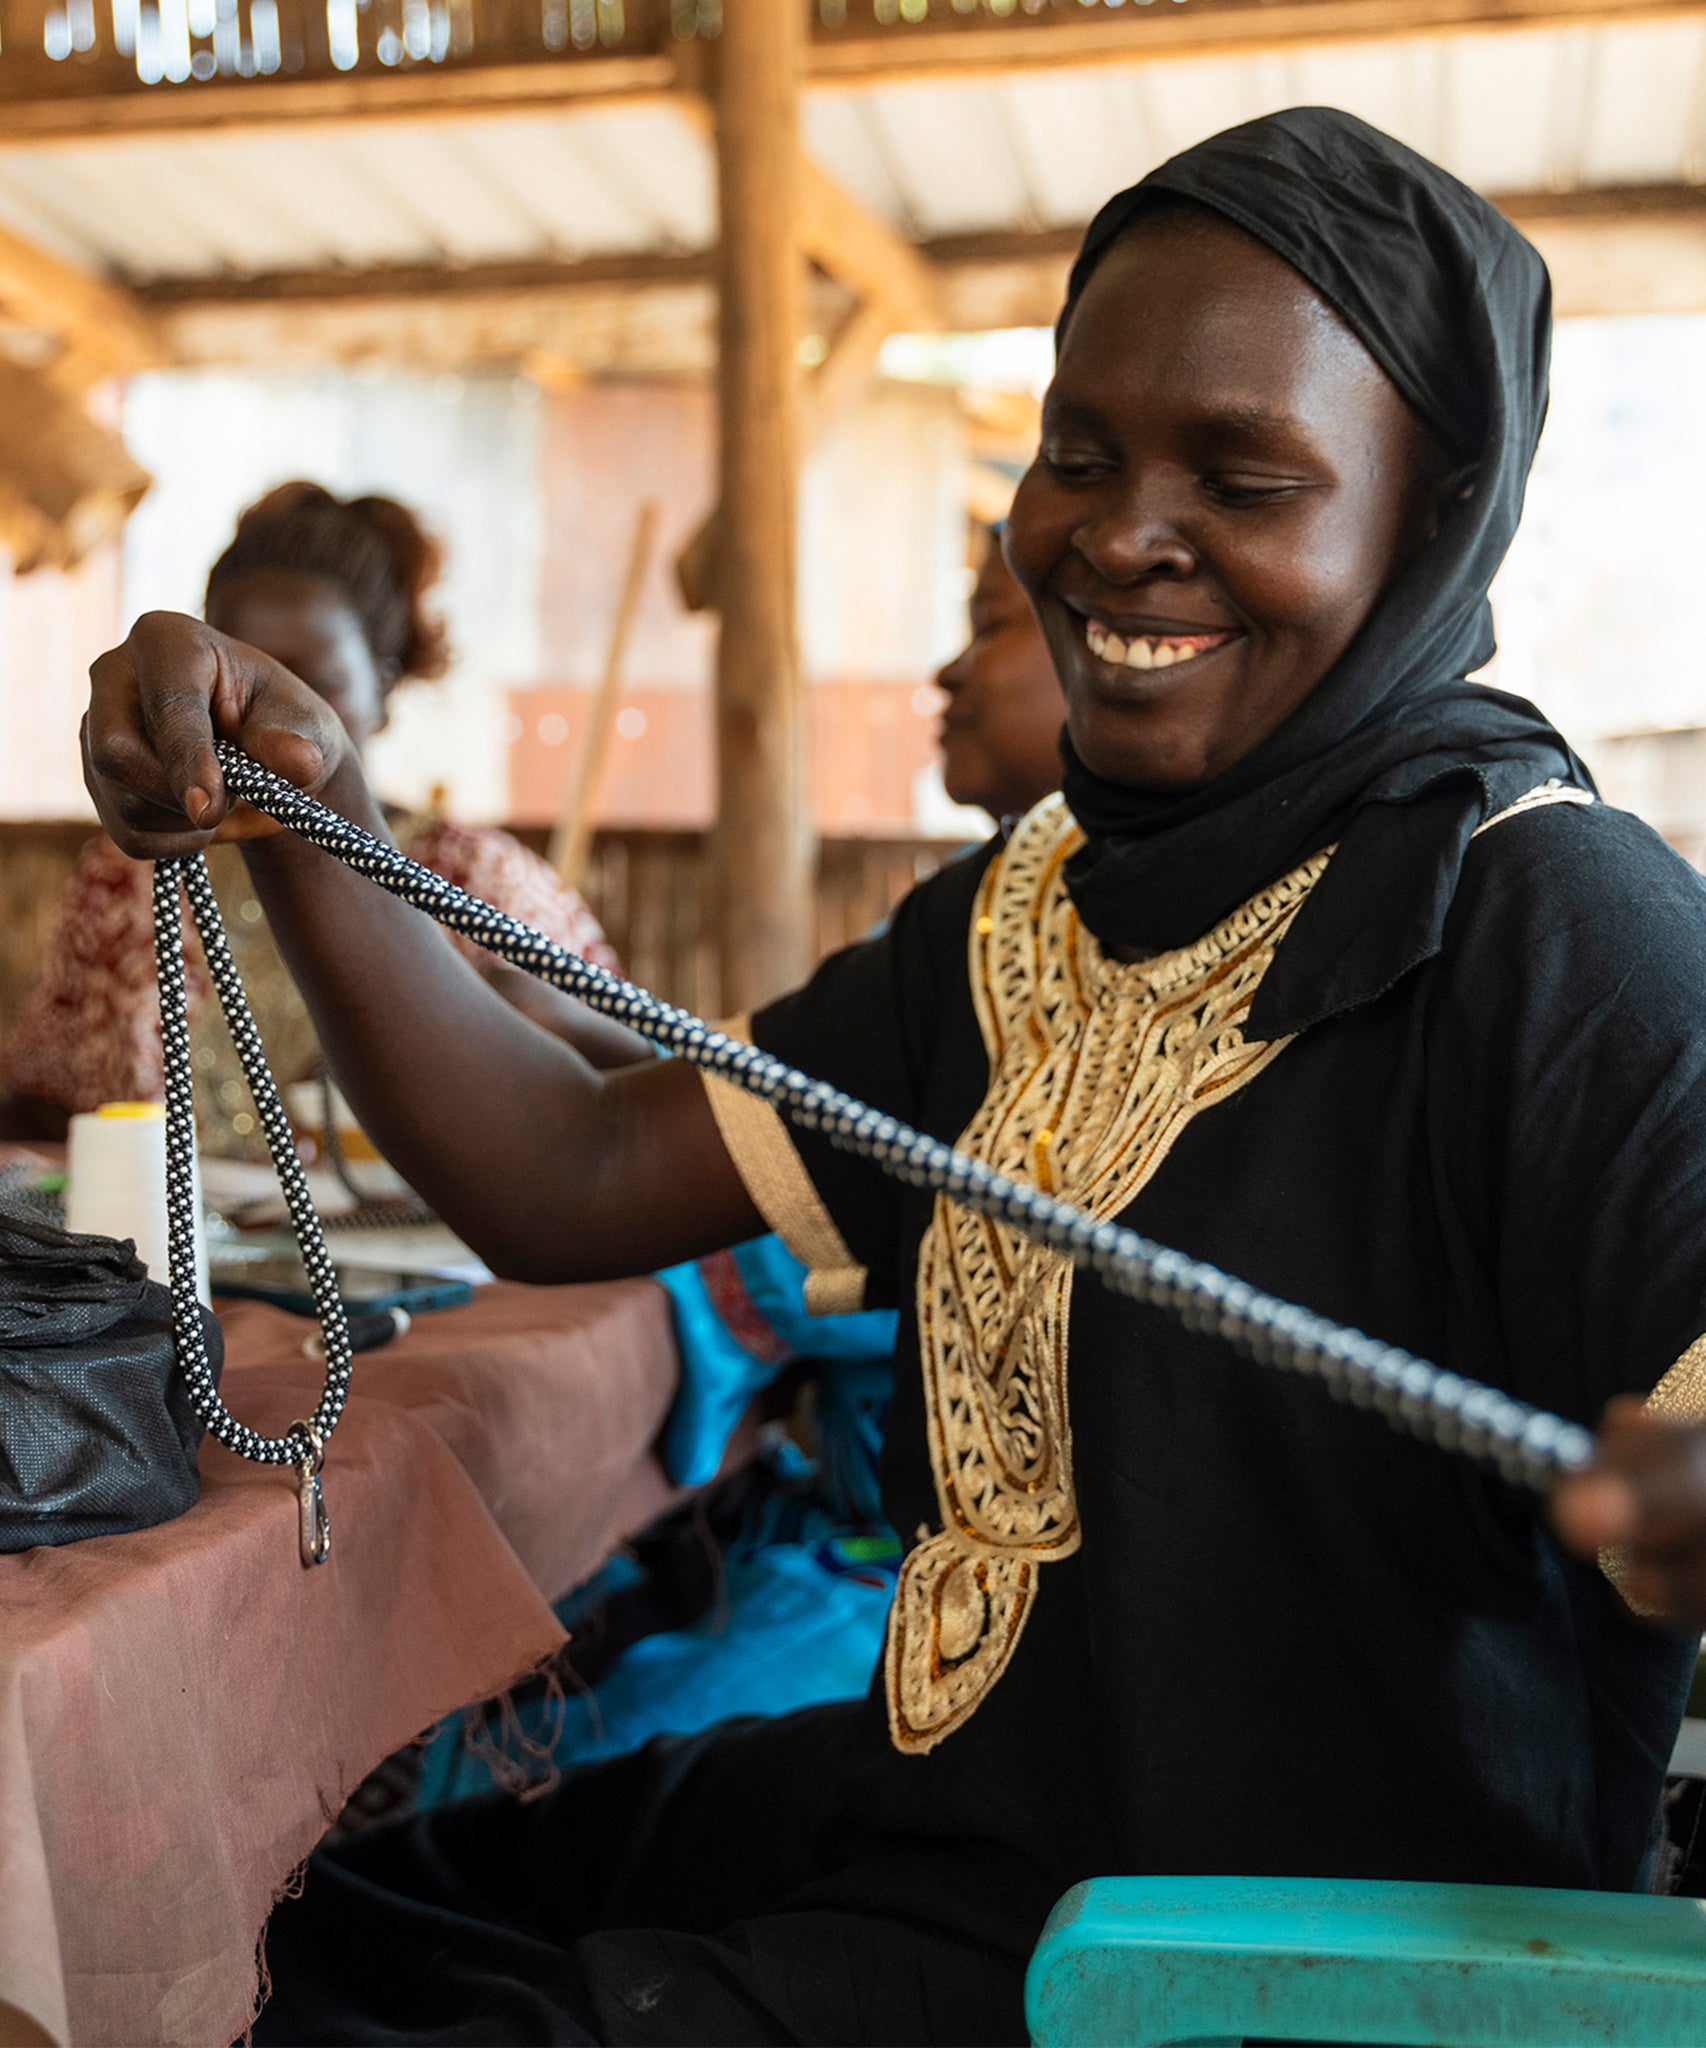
[291, 1420, 331, 1567]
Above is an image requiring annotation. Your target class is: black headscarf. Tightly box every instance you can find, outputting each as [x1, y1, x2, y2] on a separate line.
[1052, 107, 1590, 1037]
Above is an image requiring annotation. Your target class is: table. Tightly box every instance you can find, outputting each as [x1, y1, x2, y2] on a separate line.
[0, 1274, 691, 2048]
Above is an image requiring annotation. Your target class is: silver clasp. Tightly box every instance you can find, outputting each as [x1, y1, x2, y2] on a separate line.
[290, 1421, 330, 1567]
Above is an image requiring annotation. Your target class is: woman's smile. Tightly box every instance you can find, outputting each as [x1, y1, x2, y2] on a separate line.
[1081, 614, 1241, 674]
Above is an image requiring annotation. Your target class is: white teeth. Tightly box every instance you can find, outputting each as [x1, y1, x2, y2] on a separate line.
[1088, 619, 1214, 669]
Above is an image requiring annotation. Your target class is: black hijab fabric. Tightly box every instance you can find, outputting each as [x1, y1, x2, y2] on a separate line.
[1053, 107, 1589, 1036]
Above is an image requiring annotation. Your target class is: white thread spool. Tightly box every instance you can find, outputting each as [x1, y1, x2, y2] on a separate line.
[66, 1101, 210, 1306]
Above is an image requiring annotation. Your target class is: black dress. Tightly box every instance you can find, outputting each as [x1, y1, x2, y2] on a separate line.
[254, 790, 1704, 2047]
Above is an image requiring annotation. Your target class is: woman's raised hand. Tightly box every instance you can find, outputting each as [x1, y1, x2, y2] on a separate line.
[1551, 1395, 1706, 1629]
[83, 612, 355, 855]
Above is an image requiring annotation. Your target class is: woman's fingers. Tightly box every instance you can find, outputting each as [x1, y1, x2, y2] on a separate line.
[85, 614, 347, 856]
[1551, 1404, 1706, 1627]
[83, 689, 218, 857]
[128, 612, 232, 821]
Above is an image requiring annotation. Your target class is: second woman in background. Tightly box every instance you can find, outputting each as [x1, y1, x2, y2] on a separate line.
[1, 482, 625, 1153]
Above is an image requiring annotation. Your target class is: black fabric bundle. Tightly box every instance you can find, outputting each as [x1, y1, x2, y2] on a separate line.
[0, 1192, 219, 1550]
[1052, 107, 1590, 1036]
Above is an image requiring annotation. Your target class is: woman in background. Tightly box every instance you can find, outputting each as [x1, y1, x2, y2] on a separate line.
[1, 482, 625, 1150]
[935, 520, 1066, 823]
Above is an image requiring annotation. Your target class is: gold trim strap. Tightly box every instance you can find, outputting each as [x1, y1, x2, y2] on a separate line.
[699, 1052, 869, 1317]
[1471, 779, 1595, 837]
[1644, 1333, 1706, 1426]
[1600, 1333, 1706, 1610]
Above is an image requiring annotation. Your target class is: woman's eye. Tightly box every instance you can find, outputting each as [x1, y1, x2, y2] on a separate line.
[1041, 445, 1115, 482]
[1204, 476, 1302, 509]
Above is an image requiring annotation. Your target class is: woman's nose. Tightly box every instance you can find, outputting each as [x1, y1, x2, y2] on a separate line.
[936, 649, 969, 698]
[1073, 483, 1195, 584]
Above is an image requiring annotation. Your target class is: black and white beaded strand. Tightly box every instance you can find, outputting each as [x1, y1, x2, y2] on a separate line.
[153, 854, 349, 1563]
[198, 742, 1597, 1496]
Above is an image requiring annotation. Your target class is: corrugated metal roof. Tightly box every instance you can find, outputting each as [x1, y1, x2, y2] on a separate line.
[808, 16, 1706, 235]
[0, 17, 1700, 287]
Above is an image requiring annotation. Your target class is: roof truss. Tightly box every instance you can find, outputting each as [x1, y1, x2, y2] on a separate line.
[1, 0, 1701, 146]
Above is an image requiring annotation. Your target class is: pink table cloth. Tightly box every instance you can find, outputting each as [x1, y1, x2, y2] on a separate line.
[0, 1277, 686, 2048]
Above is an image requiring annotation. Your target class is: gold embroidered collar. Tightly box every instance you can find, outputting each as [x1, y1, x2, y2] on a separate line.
[885, 793, 1332, 1754]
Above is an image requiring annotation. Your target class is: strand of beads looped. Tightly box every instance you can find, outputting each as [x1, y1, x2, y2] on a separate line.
[201, 742, 1596, 1496]
[153, 853, 353, 1563]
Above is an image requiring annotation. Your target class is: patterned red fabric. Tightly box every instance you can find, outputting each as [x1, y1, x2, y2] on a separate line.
[2, 823, 619, 1114]
[3, 837, 209, 1112]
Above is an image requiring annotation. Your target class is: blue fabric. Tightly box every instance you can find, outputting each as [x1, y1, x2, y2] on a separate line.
[562, 1532, 897, 1763]
[417, 1439, 901, 1806]
[413, 1242, 900, 1810]
[654, 1233, 899, 1486]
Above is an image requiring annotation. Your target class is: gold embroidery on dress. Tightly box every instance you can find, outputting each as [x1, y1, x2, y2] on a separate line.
[1641, 1333, 1706, 1425]
[1602, 1331, 1706, 1610]
[886, 794, 1331, 1754]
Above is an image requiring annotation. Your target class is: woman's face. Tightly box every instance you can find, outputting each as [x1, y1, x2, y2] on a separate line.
[205, 570, 389, 754]
[935, 537, 1063, 819]
[1005, 210, 1445, 792]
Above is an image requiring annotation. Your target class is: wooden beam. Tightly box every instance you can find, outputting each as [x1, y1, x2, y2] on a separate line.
[0, 54, 679, 148]
[925, 184, 1706, 261]
[137, 183, 1706, 316]
[712, 0, 814, 1012]
[919, 185, 1706, 325]
[1529, 215, 1706, 318]
[802, 295, 896, 443]
[0, 218, 166, 378]
[922, 226, 1087, 271]
[807, 0, 1706, 87]
[799, 156, 943, 333]
[1498, 183, 1706, 228]
[5, 0, 1701, 145]
[156, 278, 722, 374]
[137, 249, 713, 311]
[132, 180, 1706, 369]
[0, 355, 151, 571]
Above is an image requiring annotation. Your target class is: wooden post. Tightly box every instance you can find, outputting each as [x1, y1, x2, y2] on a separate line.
[712, 0, 814, 1016]
[549, 498, 660, 891]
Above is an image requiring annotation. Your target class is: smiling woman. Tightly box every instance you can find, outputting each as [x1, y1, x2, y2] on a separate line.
[1010, 207, 1449, 794]
[77, 108, 1706, 2048]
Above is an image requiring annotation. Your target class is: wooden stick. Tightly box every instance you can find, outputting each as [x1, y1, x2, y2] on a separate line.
[549, 497, 660, 890]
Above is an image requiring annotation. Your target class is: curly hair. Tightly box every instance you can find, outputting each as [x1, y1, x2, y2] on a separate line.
[204, 481, 451, 686]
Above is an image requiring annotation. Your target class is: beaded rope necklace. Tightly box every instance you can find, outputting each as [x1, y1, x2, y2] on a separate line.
[153, 742, 1596, 1567]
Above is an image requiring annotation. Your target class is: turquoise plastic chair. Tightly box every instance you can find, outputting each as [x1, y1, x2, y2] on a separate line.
[1026, 1876, 1706, 2047]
